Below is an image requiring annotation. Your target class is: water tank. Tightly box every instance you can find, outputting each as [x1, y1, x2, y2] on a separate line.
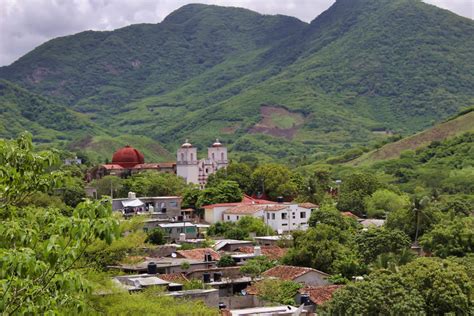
[214, 272, 222, 282]
[128, 192, 136, 199]
[203, 273, 211, 283]
[277, 196, 284, 203]
[254, 246, 262, 256]
[300, 293, 311, 305]
[218, 302, 227, 310]
[147, 262, 157, 274]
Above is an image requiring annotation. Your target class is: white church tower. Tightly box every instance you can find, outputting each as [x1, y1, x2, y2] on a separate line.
[208, 139, 228, 170]
[176, 140, 199, 185]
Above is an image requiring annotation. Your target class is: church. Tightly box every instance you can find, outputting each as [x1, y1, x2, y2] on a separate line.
[92, 139, 227, 188]
[177, 139, 228, 189]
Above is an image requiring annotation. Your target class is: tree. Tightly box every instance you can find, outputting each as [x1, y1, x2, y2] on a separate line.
[206, 162, 253, 193]
[240, 256, 277, 278]
[236, 216, 274, 236]
[181, 184, 201, 209]
[254, 279, 302, 305]
[90, 175, 124, 198]
[145, 228, 166, 245]
[122, 171, 187, 197]
[251, 163, 298, 200]
[0, 133, 119, 314]
[217, 255, 235, 267]
[196, 180, 243, 208]
[323, 271, 426, 315]
[355, 227, 411, 264]
[308, 202, 355, 230]
[364, 189, 409, 218]
[336, 172, 380, 216]
[420, 216, 474, 258]
[399, 258, 473, 315]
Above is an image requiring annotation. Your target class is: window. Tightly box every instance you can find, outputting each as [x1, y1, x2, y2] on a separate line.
[227, 216, 230, 220]
[212, 153, 215, 159]
[272, 213, 275, 220]
[281, 213, 287, 220]
[282, 223, 288, 226]
[300, 212, 306, 219]
[292, 213, 295, 219]
[221, 152, 225, 161]
[190, 153, 194, 161]
[267, 213, 270, 220]
[236, 216, 239, 220]
[181, 153, 184, 161]
[169, 201, 178, 208]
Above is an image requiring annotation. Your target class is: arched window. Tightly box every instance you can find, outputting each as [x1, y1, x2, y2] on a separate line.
[212, 153, 215, 160]
[191, 153, 194, 161]
[181, 153, 184, 161]
[221, 152, 225, 161]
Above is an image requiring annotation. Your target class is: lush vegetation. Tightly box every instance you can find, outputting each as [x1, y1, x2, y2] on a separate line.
[1, 0, 473, 162]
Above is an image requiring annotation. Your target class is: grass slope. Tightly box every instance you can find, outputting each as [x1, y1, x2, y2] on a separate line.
[349, 110, 474, 166]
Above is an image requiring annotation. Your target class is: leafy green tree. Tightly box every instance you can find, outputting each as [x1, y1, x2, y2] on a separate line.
[90, 175, 124, 198]
[420, 216, 474, 258]
[323, 272, 426, 315]
[145, 227, 166, 245]
[0, 133, 119, 314]
[254, 279, 302, 305]
[196, 180, 243, 208]
[122, 171, 187, 197]
[252, 163, 298, 200]
[308, 202, 355, 230]
[355, 228, 411, 263]
[364, 189, 409, 218]
[236, 216, 274, 236]
[336, 172, 380, 216]
[368, 249, 416, 273]
[217, 255, 235, 267]
[181, 184, 201, 209]
[207, 162, 253, 193]
[399, 258, 473, 315]
[240, 256, 277, 278]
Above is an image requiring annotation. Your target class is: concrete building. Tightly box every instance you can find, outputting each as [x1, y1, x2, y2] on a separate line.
[112, 194, 182, 219]
[177, 139, 228, 188]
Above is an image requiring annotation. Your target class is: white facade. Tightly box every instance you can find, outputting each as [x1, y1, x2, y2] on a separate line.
[264, 204, 311, 233]
[176, 139, 228, 188]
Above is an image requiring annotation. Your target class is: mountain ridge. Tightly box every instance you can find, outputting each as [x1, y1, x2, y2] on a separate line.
[0, 0, 473, 162]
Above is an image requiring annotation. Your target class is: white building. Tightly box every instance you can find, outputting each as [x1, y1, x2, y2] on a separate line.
[222, 203, 317, 233]
[176, 139, 228, 188]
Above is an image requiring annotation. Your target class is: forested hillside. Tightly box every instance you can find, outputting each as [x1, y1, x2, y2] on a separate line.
[0, 0, 473, 162]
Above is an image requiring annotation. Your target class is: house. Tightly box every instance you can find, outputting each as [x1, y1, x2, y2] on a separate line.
[360, 219, 385, 228]
[203, 195, 275, 224]
[254, 235, 293, 247]
[262, 265, 330, 287]
[214, 239, 254, 252]
[297, 285, 344, 313]
[113, 274, 182, 292]
[109, 256, 216, 274]
[112, 193, 182, 219]
[176, 248, 221, 261]
[223, 205, 265, 222]
[158, 222, 198, 241]
[235, 246, 287, 261]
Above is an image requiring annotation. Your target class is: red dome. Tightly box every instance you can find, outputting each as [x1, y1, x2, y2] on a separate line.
[112, 145, 145, 168]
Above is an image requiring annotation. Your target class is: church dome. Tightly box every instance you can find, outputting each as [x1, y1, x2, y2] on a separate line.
[112, 145, 145, 168]
[181, 139, 193, 148]
[212, 138, 222, 147]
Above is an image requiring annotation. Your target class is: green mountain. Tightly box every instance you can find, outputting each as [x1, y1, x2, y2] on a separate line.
[1, 0, 473, 162]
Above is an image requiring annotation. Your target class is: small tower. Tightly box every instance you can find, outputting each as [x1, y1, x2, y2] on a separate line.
[176, 140, 199, 184]
[207, 138, 228, 170]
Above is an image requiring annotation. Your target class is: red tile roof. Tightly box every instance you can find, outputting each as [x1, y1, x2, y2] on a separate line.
[341, 211, 360, 219]
[236, 246, 288, 260]
[223, 205, 265, 215]
[263, 265, 329, 281]
[300, 285, 344, 305]
[176, 248, 220, 261]
[159, 273, 189, 284]
[264, 205, 288, 212]
[203, 194, 275, 209]
[101, 164, 124, 170]
[298, 202, 318, 209]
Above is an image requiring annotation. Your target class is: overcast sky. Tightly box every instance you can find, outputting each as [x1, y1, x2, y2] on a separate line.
[0, 0, 472, 66]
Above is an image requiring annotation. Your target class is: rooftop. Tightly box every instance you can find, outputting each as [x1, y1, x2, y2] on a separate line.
[176, 248, 220, 261]
[298, 202, 318, 209]
[229, 305, 299, 316]
[215, 239, 253, 251]
[223, 205, 266, 215]
[300, 285, 344, 305]
[236, 246, 287, 260]
[263, 265, 329, 281]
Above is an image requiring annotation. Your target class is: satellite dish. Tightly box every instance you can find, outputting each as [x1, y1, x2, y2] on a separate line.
[171, 252, 177, 258]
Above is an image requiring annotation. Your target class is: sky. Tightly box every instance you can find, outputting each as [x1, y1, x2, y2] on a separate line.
[0, 0, 473, 66]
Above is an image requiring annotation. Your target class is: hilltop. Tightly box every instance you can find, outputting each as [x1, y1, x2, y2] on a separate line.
[0, 0, 473, 162]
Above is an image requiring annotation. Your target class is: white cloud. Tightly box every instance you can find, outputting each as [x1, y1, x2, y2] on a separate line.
[0, 0, 472, 66]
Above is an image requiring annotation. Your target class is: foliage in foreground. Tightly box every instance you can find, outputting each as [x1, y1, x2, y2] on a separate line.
[0, 133, 119, 314]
